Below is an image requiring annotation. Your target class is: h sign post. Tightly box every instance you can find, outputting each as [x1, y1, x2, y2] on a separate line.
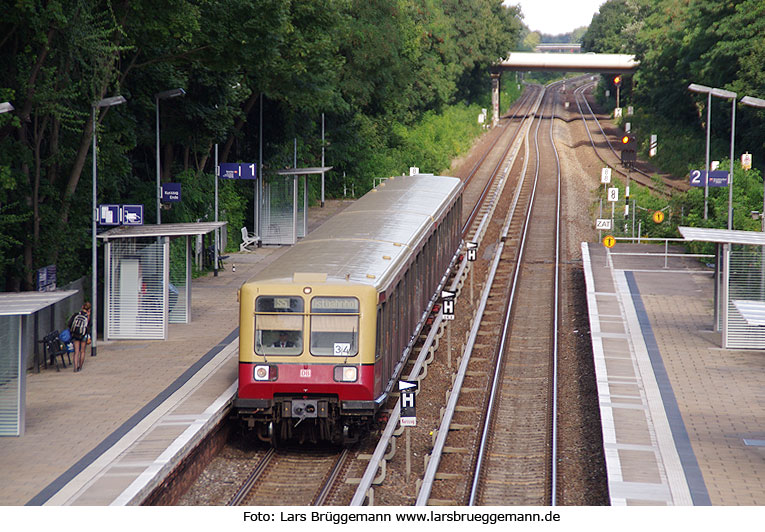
[441, 289, 456, 321]
[399, 380, 417, 427]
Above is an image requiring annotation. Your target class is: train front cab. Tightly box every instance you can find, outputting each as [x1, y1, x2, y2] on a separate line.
[236, 280, 379, 444]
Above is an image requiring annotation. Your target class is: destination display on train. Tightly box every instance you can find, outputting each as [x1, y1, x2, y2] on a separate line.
[311, 297, 359, 312]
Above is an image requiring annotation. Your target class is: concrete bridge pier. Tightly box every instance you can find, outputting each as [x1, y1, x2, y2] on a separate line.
[491, 72, 500, 127]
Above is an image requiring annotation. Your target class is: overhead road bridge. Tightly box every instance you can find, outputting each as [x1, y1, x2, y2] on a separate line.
[489, 52, 639, 125]
[535, 43, 581, 53]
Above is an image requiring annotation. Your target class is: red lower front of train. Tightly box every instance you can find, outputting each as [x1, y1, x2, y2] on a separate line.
[234, 362, 379, 445]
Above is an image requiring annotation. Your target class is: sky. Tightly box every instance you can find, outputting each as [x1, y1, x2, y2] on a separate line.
[506, 0, 605, 35]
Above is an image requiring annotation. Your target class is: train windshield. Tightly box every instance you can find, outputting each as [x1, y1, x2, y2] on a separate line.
[310, 297, 359, 357]
[254, 296, 304, 356]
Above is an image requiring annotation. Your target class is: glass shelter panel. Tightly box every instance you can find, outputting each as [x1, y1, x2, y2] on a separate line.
[0, 315, 21, 436]
[168, 237, 189, 324]
[260, 176, 297, 245]
[106, 238, 168, 340]
[726, 245, 765, 348]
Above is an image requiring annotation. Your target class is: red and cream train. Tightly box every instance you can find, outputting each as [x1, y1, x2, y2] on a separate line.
[234, 173, 463, 444]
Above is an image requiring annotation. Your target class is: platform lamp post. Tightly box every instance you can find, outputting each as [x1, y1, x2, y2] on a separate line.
[92, 95, 127, 357]
[741, 96, 765, 231]
[155, 88, 185, 224]
[688, 84, 737, 229]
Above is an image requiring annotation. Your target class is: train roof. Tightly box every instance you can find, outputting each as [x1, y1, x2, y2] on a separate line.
[245, 173, 462, 292]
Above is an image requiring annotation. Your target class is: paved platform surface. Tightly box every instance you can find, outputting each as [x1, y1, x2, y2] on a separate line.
[0, 199, 353, 506]
[583, 242, 765, 505]
[4, 229, 763, 507]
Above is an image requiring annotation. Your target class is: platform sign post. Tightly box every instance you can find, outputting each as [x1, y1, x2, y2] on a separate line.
[603, 234, 616, 265]
[596, 218, 612, 240]
[608, 187, 618, 227]
[399, 380, 417, 426]
[441, 289, 456, 321]
[466, 241, 477, 262]
[601, 168, 611, 197]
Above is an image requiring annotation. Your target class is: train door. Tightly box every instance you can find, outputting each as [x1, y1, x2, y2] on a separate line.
[374, 304, 384, 397]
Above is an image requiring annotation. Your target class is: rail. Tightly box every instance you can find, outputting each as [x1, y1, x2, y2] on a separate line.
[349, 85, 542, 507]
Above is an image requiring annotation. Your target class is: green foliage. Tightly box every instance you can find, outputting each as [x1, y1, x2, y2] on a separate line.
[391, 104, 488, 174]
[0, 0, 524, 290]
[581, 0, 765, 247]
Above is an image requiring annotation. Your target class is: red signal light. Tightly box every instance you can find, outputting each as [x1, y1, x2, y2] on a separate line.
[621, 135, 630, 144]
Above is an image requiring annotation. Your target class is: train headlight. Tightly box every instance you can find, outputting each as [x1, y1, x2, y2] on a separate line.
[254, 365, 277, 381]
[334, 366, 357, 382]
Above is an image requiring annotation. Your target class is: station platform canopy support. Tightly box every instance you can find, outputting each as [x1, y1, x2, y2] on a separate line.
[97, 222, 226, 341]
[260, 167, 332, 246]
[0, 290, 77, 436]
[489, 52, 639, 126]
[679, 226, 765, 349]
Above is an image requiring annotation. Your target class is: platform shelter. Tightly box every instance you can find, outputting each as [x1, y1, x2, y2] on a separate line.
[97, 222, 226, 340]
[0, 290, 77, 436]
[679, 226, 765, 348]
[259, 167, 332, 245]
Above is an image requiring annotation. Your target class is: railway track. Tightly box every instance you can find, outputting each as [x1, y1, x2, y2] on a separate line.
[176, 83, 570, 506]
[572, 82, 688, 196]
[228, 448, 349, 506]
[403, 81, 564, 506]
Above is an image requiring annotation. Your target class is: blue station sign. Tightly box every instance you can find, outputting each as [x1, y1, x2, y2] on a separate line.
[99, 204, 144, 226]
[690, 170, 730, 187]
[218, 162, 257, 180]
[122, 205, 144, 225]
[98, 204, 121, 226]
[161, 183, 181, 202]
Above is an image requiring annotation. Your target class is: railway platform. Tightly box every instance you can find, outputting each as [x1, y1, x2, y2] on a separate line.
[583, 241, 765, 505]
[5, 229, 762, 507]
[0, 200, 352, 506]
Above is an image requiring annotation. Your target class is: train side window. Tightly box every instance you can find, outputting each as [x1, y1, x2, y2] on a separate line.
[310, 297, 360, 356]
[254, 296, 304, 356]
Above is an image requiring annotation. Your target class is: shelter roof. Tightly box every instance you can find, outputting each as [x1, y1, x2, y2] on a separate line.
[0, 290, 78, 316]
[678, 226, 765, 246]
[97, 222, 226, 240]
[276, 166, 333, 176]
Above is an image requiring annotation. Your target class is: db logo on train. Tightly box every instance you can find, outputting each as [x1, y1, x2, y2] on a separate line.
[602, 235, 616, 249]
